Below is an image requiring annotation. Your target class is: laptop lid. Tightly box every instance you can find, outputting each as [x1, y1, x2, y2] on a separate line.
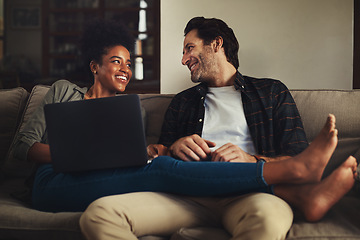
[44, 94, 148, 172]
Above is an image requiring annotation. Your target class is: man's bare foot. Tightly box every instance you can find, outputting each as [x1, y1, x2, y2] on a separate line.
[276, 156, 357, 222]
[289, 114, 338, 183]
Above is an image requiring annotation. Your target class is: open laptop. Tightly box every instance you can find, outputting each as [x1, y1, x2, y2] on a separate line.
[44, 94, 149, 172]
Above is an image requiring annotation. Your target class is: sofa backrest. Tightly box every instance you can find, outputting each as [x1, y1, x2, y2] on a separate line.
[291, 89, 360, 177]
[138, 94, 174, 145]
[291, 90, 360, 141]
[139, 89, 360, 178]
[1, 85, 360, 179]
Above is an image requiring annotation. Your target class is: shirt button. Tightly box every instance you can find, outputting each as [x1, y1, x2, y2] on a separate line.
[199, 119, 203, 122]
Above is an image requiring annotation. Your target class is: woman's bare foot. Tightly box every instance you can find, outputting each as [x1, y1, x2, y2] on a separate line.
[275, 156, 357, 222]
[289, 114, 338, 183]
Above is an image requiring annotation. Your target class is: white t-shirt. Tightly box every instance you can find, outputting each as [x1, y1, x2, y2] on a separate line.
[201, 86, 256, 154]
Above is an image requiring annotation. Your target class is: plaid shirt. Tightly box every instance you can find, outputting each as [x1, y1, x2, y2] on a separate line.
[158, 72, 308, 157]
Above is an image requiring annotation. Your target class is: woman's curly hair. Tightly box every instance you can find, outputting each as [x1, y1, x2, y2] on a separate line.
[80, 18, 134, 66]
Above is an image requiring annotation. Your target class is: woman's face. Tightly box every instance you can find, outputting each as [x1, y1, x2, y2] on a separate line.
[93, 45, 132, 96]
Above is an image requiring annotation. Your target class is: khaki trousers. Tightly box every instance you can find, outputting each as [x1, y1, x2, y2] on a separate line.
[80, 192, 293, 240]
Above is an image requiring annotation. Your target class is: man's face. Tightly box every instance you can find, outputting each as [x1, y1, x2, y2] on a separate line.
[182, 30, 217, 83]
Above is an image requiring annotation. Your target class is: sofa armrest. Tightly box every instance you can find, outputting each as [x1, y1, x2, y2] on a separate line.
[0, 87, 29, 171]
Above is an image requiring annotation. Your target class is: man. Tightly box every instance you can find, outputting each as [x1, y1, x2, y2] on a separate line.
[158, 17, 308, 163]
[151, 16, 305, 238]
[79, 17, 356, 240]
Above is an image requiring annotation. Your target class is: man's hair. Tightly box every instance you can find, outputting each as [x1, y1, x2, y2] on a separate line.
[184, 17, 239, 69]
[80, 18, 134, 66]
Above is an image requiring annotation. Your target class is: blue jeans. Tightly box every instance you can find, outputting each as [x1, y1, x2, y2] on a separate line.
[32, 156, 271, 212]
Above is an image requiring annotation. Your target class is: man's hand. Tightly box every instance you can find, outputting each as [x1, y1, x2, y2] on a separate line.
[147, 144, 169, 159]
[211, 143, 256, 163]
[169, 134, 216, 161]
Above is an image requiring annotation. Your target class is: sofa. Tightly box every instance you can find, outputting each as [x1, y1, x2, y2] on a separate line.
[1, 83, 360, 240]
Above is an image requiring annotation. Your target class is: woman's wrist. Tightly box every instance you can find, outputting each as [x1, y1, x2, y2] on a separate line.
[253, 155, 266, 163]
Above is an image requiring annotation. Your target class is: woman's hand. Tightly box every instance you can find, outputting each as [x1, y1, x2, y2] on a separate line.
[147, 144, 169, 159]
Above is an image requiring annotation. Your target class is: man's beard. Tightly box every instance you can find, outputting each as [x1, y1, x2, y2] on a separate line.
[190, 52, 215, 83]
[191, 70, 201, 83]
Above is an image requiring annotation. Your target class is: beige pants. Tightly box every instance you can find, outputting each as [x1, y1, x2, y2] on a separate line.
[80, 192, 293, 240]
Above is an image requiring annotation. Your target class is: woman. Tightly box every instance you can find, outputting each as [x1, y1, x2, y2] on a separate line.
[14, 19, 356, 224]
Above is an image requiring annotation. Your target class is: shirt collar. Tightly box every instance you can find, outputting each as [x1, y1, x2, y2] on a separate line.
[195, 83, 208, 97]
[195, 71, 246, 97]
[234, 71, 246, 91]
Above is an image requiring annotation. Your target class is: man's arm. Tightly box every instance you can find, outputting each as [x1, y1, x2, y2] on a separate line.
[211, 143, 291, 163]
[158, 87, 215, 161]
[271, 82, 309, 156]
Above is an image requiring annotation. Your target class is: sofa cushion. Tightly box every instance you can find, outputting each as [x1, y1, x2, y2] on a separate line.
[0, 179, 168, 240]
[168, 196, 360, 240]
[170, 227, 230, 240]
[287, 196, 360, 240]
[0, 87, 29, 172]
[2, 85, 50, 177]
[0, 178, 83, 240]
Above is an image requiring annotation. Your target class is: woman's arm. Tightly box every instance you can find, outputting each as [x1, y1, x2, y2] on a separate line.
[27, 142, 52, 163]
[14, 81, 86, 164]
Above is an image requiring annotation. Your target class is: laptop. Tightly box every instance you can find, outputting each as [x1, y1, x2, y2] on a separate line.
[44, 94, 149, 172]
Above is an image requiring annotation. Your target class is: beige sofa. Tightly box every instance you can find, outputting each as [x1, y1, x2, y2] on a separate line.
[1, 84, 360, 240]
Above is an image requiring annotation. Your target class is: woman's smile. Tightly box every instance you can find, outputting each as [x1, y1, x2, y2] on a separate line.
[90, 45, 133, 97]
